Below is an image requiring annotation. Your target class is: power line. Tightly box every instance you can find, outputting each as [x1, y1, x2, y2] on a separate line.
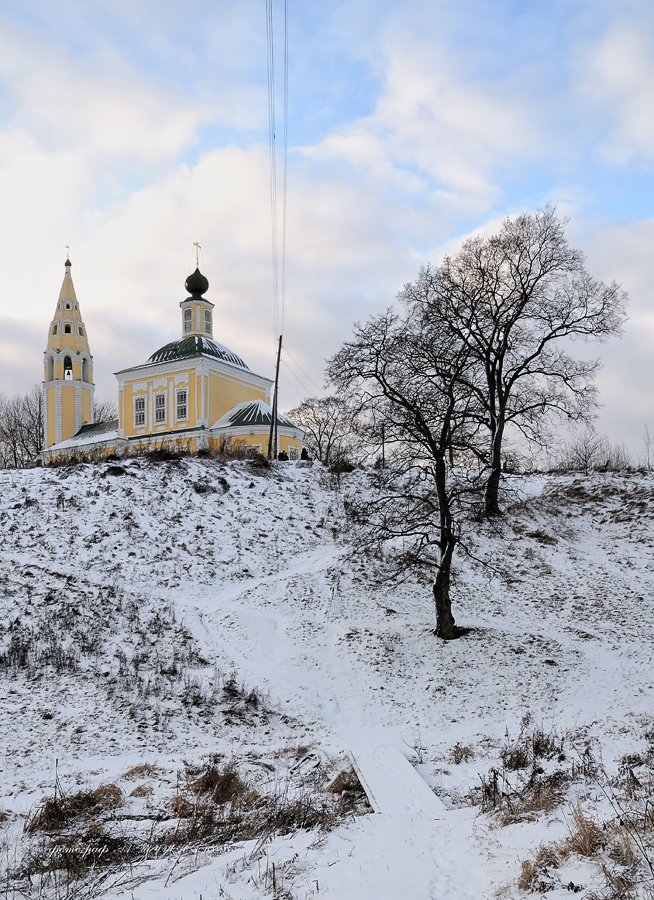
[281, 0, 288, 336]
[283, 345, 326, 396]
[265, 0, 279, 338]
[280, 357, 314, 397]
[265, 1, 289, 342]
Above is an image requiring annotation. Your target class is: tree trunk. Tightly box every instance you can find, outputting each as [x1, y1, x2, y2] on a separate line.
[485, 465, 501, 516]
[433, 539, 457, 639]
[485, 419, 505, 516]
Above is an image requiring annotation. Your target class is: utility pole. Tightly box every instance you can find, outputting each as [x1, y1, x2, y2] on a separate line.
[267, 335, 282, 459]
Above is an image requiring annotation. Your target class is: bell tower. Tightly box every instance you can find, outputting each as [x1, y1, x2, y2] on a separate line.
[43, 256, 95, 448]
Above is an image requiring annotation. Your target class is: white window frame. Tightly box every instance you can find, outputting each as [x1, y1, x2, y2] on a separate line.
[176, 389, 187, 421]
[155, 392, 166, 424]
[289, 447, 299, 460]
[134, 396, 146, 427]
[183, 308, 193, 334]
[204, 309, 212, 334]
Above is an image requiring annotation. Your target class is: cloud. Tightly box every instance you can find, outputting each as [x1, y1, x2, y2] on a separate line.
[306, 30, 535, 206]
[0, 27, 211, 168]
[580, 26, 654, 164]
[2, 0, 654, 445]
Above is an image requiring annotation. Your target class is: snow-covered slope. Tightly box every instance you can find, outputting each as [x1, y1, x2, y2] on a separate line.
[1, 458, 654, 898]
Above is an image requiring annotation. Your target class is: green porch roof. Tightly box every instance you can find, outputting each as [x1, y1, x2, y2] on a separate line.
[212, 400, 299, 430]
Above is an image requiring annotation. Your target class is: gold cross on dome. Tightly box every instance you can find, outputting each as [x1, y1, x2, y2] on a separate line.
[193, 242, 201, 267]
[65, 245, 70, 260]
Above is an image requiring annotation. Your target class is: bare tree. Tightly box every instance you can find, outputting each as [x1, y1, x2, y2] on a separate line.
[0, 386, 44, 468]
[285, 396, 354, 464]
[328, 302, 485, 639]
[559, 425, 605, 475]
[641, 425, 653, 472]
[557, 425, 632, 473]
[93, 397, 119, 423]
[403, 207, 628, 515]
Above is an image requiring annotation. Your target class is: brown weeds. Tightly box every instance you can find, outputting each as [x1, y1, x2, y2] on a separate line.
[25, 784, 124, 834]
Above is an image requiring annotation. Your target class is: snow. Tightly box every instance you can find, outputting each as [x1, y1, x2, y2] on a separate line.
[1, 459, 654, 897]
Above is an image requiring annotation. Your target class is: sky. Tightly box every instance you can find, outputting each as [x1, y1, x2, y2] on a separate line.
[0, 0, 653, 454]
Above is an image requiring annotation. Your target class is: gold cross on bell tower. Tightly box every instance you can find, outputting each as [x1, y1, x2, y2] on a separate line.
[193, 242, 201, 267]
[65, 245, 70, 260]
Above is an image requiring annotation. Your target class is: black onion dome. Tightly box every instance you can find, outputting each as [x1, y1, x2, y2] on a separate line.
[65, 259, 72, 267]
[185, 267, 209, 296]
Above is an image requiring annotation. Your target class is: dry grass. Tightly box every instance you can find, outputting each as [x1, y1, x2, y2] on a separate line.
[515, 803, 642, 896]
[451, 742, 474, 764]
[12, 755, 371, 896]
[122, 762, 159, 779]
[561, 802, 606, 857]
[25, 784, 124, 834]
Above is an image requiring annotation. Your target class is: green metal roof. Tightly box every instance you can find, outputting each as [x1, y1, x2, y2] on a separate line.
[72, 419, 119, 440]
[148, 336, 249, 369]
[213, 400, 297, 429]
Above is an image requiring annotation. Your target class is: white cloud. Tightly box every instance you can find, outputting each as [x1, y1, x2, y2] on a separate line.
[0, 27, 211, 167]
[581, 27, 654, 163]
[306, 23, 538, 207]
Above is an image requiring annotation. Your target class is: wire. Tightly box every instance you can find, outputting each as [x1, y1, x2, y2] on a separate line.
[265, 0, 289, 342]
[280, 357, 313, 397]
[283, 345, 326, 396]
[266, 0, 279, 338]
[281, 0, 288, 336]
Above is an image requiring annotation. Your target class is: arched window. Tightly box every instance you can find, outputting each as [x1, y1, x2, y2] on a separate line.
[47, 357, 54, 381]
[64, 324, 71, 334]
[63, 356, 73, 380]
[52, 324, 58, 335]
[78, 326, 84, 336]
[204, 309, 212, 335]
[184, 308, 193, 334]
[82, 358, 89, 382]
[65, 304, 70, 310]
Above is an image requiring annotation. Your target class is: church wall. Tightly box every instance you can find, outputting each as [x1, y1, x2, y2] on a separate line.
[61, 384, 76, 440]
[279, 434, 302, 457]
[207, 372, 267, 426]
[82, 389, 91, 425]
[46, 388, 56, 447]
[121, 367, 199, 437]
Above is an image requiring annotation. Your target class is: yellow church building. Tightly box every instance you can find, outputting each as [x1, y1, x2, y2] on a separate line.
[42, 258, 303, 462]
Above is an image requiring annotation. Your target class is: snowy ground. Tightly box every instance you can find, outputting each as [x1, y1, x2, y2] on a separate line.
[1, 457, 654, 898]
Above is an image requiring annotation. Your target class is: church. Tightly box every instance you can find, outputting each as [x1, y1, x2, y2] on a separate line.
[42, 257, 304, 462]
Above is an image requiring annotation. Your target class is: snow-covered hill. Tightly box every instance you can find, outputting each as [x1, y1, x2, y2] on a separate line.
[2, 457, 654, 898]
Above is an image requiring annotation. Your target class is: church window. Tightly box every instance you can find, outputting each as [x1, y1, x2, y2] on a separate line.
[134, 397, 146, 427]
[65, 304, 70, 310]
[64, 324, 72, 334]
[82, 358, 89, 382]
[52, 324, 58, 335]
[155, 393, 166, 423]
[184, 308, 192, 333]
[78, 326, 84, 336]
[176, 390, 187, 420]
[289, 447, 299, 460]
[47, 357, 54, 381]
[63, 356, 73, 380]
[204, 309, 211, 334]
